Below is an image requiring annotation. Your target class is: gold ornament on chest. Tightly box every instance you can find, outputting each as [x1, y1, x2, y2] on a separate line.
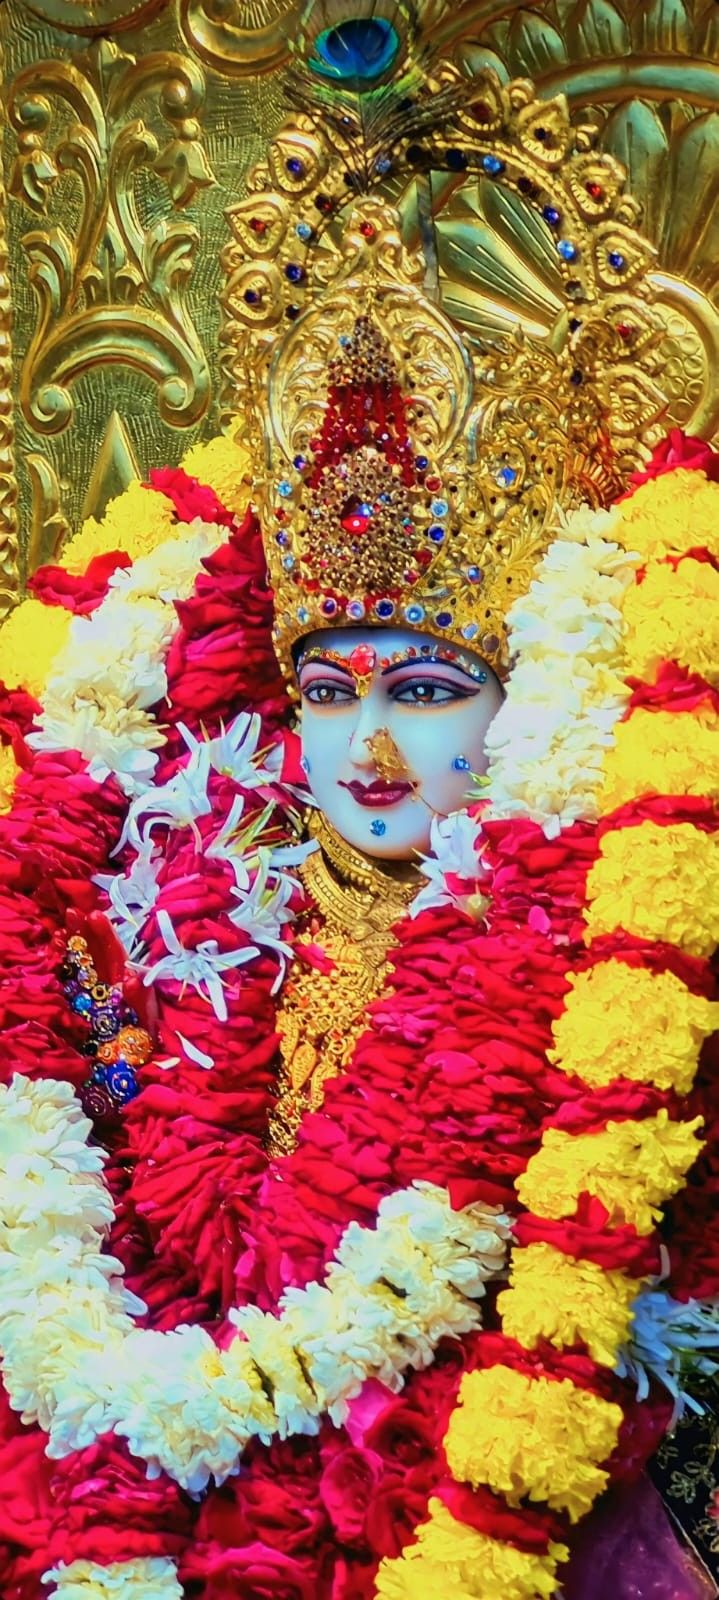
[267, 812, 419, 1156]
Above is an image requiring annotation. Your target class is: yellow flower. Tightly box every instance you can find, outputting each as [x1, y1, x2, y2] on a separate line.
[60, 482, 177, 574]
[444, 1367, 622, 1521]
[374, 1498, 568, 1599]
[498, 1242, 639, 1367]
[620, 558, 719, 688]
[600, 706, 719, 811]
[549, 962, 719, 1095]
[0, 599, 72, 697]
[516, 1111, 704, 1235]
[585, 821, 719, 958]
[181, 429, 253, 518]
[613, 470, 719, 560]
[0, 744, 19, 813]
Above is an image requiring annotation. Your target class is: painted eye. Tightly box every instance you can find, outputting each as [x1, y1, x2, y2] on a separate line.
[392, 679, 472, 704]
[302, 680, 356, 705]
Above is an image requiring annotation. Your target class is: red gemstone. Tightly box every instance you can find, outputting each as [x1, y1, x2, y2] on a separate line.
[348, 644, 377, 678]
[250, 217, 268, 234]
[416, 548, 432, 568]
[586, 182, 604, 201]
[471, 100, 492, 123]
[341, 512, 370, 536]
[425, 476, 441, 491]
[359, 220, 376, 239]
[616, 322, 635, 341]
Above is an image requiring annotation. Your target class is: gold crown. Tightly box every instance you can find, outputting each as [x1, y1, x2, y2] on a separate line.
[220, 57, 667, 690]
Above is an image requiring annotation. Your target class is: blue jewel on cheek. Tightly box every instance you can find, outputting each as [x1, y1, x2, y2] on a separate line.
[452, 755, 471, 772]
[370, 819, 387, 837]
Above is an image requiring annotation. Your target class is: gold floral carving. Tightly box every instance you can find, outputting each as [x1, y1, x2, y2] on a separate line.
[179, 0, 300, 77]
[6, 38, 215, 440]
[20, 0, 168, 34]
[0, 46, 19, 620]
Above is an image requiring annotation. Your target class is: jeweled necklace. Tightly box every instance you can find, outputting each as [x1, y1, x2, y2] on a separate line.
[266, 811, 420, 1155]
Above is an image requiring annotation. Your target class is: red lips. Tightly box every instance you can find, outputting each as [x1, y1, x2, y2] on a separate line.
[341, 779, 414, 808]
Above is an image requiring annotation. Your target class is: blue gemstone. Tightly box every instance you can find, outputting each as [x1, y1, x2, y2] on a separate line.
[557, 239, 578, 262]
[429, 525, 445, 543]
[452, 755, 471, 772]
[498, 466, 517, 487]
[311, 18, 400, 84]
[379, 491, 392, 503]
[478, 670, 488, 683]
[358, 501, 374, 517]
[482, 154, 504, 176]
[295, 221, 313, 242]
[375, 156, 392, 176]
[244, 289, 259, 305]
[405, 603, 425, 624]
[346, 599, 366, 620]
[282, 555, 295, 570]
[435, 611, 452, 628]
[285, 262, 304, 283]
[276, 532, 289, 547]
[431, 498, 448, 517]
[293, 454, 307, 470]
[462, 622, 479, 640]
[370, 818, 387, 837]
[339, 333, 352, 348]
[415, 455, 429, 470]
[107, 1063, 140, 1104]
[297, 606, 310, 624]
[72, 993, 93, 1015]
[375, 599, 395, 619]
[466, 566, 483, 582]
[608, 250, 625, 271]
[286, 157, 304, 177]
[542, 205, 560, 226]
[277, 480, 293, 497]
[321, 597, 338, 617]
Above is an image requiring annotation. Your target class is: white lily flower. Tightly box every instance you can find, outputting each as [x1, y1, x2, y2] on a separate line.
[115, 743, 213, 854]
[412, 810, 488, 919]
[177, 712, 277, 789]
[143, 909, 259, 1021]
[94, 839, 162, 955]
[228, 854, 296, 990]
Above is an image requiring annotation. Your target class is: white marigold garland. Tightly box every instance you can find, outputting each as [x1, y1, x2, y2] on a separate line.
[0, 1074, 511, 1494]
[44, 1558, 184, 1600]
[27, 519, 228, 796]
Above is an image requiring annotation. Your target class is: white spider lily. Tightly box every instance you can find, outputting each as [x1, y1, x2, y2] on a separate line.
[115, 743, 213, 855]
[412, 810, 488, 919]
[228, 855, 296, 991]
[177, 712, 277, 789]
[94, 839, 162, 956]
[143, 909, 259, 1021]
[616, 1288, 719, 1423]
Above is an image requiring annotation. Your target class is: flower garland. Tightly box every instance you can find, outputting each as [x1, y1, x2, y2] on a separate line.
[1, 436, 718, 1600]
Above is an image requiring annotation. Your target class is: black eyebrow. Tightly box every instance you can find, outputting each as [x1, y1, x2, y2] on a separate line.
[380, 658, 481, 685]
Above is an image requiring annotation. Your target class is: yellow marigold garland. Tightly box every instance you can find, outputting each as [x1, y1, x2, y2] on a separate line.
[585, 821, 719, 958]
[374, 1499, 568, 1600]
[611, 468, 719, 561]
[0, 744, 20, 814]
[600, 705, 719, 809]
[619, 558, 719, 688]
[497, 1242, 639, 1367]
[59, 479, 178, 574]
[0, 599, 72, 698]
[180, 431, 252, 517]
[516, 1113, 703, 1234]
[548, 963, 719, 1095]
[444, 1368, 623, 1522]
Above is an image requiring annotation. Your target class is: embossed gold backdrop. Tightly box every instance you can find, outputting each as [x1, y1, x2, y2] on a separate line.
[2, 0, 719, 618]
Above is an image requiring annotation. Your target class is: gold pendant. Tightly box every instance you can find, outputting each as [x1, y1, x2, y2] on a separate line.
[266, 814, 419, 1156]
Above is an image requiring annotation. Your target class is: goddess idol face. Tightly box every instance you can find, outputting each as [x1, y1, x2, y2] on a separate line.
[297, 626, 503, 860]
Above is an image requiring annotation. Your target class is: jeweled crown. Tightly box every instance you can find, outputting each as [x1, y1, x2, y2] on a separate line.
[220, 50, 667, 688]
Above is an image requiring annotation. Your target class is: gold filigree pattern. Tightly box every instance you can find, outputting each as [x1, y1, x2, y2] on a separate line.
[267, 812, 418, 1155]
[0, 44, 19, 619]
[6, 38, 215, 442]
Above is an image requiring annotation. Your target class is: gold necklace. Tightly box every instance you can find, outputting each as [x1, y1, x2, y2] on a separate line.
[266, 812, 419, 1156]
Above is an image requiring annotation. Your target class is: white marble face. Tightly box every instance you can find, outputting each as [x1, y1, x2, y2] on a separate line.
[296, 626, 504, 860]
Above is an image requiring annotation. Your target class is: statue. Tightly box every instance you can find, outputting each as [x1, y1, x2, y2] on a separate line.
[0, 28, 718, 1600]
